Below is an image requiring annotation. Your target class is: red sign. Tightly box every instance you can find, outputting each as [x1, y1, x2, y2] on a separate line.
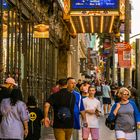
[116, 42, 131, 50]
[118, 48, 131, 68]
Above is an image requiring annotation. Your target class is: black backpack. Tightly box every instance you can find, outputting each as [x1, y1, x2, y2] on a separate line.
[57, 95, 73, 122]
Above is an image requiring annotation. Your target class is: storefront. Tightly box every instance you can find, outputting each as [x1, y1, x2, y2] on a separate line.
[0, 0, 60, 106]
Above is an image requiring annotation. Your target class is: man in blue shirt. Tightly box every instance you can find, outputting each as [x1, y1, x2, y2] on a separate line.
[67, 77, 87, 129]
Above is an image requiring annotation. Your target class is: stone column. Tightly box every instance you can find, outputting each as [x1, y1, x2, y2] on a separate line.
[124, 0, 130, 87]
[136, 39, 140, 110]
[58, 48, 68, 79]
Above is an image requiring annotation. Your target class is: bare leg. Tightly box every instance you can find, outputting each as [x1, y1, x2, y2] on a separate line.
[103, 104, 107, 115]
[107, 104, 111, 113]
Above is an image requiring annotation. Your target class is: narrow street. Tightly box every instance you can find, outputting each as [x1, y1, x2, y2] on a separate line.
[40, 116, 115, 140]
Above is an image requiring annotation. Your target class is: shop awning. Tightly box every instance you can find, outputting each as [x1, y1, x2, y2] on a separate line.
[64, 11, 119, 34]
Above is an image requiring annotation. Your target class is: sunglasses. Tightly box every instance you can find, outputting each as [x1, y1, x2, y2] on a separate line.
[122, 93, 129, 96]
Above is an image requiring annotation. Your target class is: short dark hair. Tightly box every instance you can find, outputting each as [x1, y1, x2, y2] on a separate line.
[59, 78, 67, 86]
[27, 95, 37, 106]
[67, 77, 74, 82]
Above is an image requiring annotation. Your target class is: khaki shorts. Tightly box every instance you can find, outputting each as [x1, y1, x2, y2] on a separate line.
[54, 128, 73, 140]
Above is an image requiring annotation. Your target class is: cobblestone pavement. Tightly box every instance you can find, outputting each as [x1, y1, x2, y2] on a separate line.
[40, 116, 115, 140]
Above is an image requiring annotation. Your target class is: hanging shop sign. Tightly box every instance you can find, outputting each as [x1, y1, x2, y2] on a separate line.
[70, 0, 119, 11]
[118, 48, 131, 68]
[33, 24, 49, 38]
[64, 0, 70, 14]
[120, 0, 125, 21]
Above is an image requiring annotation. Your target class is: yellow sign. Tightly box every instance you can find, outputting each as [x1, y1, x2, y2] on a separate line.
[30, 112, 37, 122]
[33, 24, 49, 38]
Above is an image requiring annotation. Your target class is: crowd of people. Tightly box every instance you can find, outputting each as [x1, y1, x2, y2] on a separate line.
[0, 76, 140, 140]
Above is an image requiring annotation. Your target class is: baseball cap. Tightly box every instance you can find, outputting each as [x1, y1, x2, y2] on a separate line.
[5, 77, 17, 86]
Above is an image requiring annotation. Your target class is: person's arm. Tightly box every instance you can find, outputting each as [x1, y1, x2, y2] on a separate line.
[108, 86, 112, 98]
[95, 101, 102, 117]
[23, 120, 28, 138]
[113, 103, 120, 116]
[130, 101, 140, 123]
[80, 98, 88, 127]
[108, 103, 117, 120]
[85, 109, 94, 114]
[80, 111, 88, 127]
[44, 102, 51, 127]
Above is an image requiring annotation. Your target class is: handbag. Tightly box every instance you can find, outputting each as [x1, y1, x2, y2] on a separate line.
[57, 95, 73, 122]
[105, 117, 116, 130]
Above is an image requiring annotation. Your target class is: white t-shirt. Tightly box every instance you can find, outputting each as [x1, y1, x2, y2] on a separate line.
[83, 97, 101, 128]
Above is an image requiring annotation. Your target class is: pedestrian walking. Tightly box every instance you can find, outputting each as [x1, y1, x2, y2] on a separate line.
[80, 81, 90, 98]
[44, 78, 76, 140]
[102, 81, 112, 115]
[94, 79, 103, 103]
[66, 77, 87, 140]
[51, 81, 60, 94]
[108, 87, 140, 140]
[82, 86, 101, 140]
[67, 77, 87, 130]
[0, 88, 29, 140]
[25, 95, 44, 140]
[76, 79, 82, 91]
[0, 77, 17, 102]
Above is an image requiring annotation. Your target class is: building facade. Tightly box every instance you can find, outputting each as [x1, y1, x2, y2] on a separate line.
[0, 0, 70, 106]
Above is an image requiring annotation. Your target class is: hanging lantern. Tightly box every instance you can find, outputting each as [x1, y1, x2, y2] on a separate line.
[33, 24, 49, 38]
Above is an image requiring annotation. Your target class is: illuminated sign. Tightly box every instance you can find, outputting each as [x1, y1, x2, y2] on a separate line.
[0, 0, 11, 9]
[71, 0, 119, 11]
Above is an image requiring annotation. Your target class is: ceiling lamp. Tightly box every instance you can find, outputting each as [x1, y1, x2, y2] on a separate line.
[79, 16, 85, 33]
[109, 16, 115, 33]
[70, 17, 77, 34]
[90, 16, 94, 33]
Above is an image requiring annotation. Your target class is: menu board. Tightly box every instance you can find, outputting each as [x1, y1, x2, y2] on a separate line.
[71, 0, 119, 11]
